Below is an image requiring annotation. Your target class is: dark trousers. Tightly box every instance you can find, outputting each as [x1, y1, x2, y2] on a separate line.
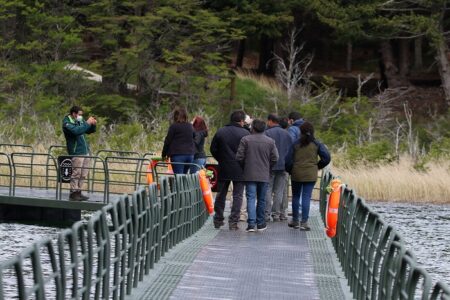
[214, 180, 245, 225]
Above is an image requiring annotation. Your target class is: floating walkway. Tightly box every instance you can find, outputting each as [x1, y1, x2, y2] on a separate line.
[128, 208, 352, 300]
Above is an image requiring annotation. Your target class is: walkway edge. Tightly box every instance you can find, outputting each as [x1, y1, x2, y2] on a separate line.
[126, 218, 219, 300]
[308, 213, 353, 300]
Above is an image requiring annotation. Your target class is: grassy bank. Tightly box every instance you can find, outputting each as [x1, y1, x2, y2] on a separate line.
[333, 158, 450, 204]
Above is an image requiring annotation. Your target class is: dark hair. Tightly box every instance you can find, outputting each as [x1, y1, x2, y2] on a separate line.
[279, 117, 289, 129]
[251, 119, 266, 133]
[267, 114, 279, 123]
[288, 111, 302, 121]
[70, 106, 82, 115]
[193, 116, 208, 132]
[230, 110, 246, 123]
[173, 107, 188, 123]
[299, 121, 315, 147]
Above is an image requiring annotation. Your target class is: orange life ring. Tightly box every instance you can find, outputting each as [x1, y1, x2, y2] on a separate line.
[198, 169, 214, 214]
[325, 178, 343, 238]
[146, 163, 153, 184]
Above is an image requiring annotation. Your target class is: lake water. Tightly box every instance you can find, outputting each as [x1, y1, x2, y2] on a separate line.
[1, 202, 450, 297]
[370, 201, 450, 286]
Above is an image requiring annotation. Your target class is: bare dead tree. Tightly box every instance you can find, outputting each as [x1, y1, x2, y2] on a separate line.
[270, 29, 313, 106]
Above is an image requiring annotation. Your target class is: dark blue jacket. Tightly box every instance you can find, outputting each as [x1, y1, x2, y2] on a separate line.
[287, 119, 304, 142]
[265, 125, 292, 171]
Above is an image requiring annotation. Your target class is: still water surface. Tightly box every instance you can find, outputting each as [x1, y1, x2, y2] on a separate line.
[370, 201, 450, 286]
[1, 202, 449, 296]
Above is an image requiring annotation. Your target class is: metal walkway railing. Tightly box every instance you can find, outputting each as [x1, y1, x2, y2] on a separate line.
[320, 170, 450, 300]
[0, 144, 204, 203]
[0, 174, 209, 300]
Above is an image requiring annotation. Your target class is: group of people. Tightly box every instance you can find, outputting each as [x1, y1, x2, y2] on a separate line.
[62, 105, 331, 232]
[210, 110, 330, 232]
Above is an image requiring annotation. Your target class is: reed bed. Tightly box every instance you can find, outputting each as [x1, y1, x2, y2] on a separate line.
[333, 158, 450, 204]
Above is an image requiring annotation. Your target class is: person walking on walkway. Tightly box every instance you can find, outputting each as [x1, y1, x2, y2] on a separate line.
[162, 107, 195, 174]
[62, 106, 97, 201]
[210, 110, 250, 230]
[191, 116, 208, 173]
[264, 114, 292, 222]
[287, 111, 304, 142]
[285, 121, 330, 231]
[236, 119, 279, 232]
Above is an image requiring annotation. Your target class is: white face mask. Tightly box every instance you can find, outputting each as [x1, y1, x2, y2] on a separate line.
[76, 115, 83, 122]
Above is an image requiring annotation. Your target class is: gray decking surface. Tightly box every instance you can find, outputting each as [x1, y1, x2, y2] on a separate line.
[129, 206, 352, 300]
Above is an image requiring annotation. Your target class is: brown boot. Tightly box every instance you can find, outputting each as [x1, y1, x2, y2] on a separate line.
[79, 192, 90, 201]
[69, 191, 83, 201]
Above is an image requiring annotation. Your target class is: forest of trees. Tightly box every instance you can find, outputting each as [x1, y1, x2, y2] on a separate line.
[0, 0, 449, 163]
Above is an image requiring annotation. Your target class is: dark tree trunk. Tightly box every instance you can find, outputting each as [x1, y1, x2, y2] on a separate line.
[414, 37, 423, 70]
[346, 42, 353, 72]
[436, 39, 450, 108]
[399, 39, 411, 77]
[379, 40, 410, 88]
[258, 35, 275, 74]
[235, 39, 246, 68]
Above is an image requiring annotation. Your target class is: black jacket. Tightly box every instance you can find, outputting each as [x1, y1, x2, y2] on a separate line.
[194, 130, 208, 159]
[162, 123, 195, 158]
[210, 123, 250, 181]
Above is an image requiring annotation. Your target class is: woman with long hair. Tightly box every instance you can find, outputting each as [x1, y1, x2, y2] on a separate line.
[162, 107, 195, 174]
[191, 116, 208, 173]
[285, 121, 331, 230]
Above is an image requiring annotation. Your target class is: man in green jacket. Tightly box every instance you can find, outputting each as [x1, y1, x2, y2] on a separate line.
[62, 106, 97, 201]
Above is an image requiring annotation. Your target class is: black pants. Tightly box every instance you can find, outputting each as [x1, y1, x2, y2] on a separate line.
[213, 180, 245, 225]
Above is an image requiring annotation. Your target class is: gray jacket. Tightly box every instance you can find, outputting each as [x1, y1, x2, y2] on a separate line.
[236, 133, 279, 183]
[265, 125, 292, 171]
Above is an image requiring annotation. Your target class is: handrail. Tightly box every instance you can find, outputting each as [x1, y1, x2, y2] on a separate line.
[0, 143, 34, 154]
[57, 155, 107, 202]
[0, 152, 12, 196]
[10, 152, 58, 196]
[320, 170, 450, 299]
[46, 145, 67, 189]
[0, 174, 209, 299]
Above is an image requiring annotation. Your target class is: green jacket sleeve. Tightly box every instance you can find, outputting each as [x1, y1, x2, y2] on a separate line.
[63, 120, 90, 136]
[86, 124, 96, 134]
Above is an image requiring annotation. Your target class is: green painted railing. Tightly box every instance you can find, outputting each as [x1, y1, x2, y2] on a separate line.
[320, 170, 450, 300]
[0, 174, 209, 300]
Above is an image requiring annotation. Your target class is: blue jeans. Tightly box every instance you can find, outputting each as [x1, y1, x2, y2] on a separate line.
[291, 181, 316, 223]
[170, 154, 194, 174]
[190, 158, 206, 173]
[246, 182, 268, 226]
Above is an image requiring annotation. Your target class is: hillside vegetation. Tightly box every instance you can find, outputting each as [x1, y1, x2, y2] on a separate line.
[0, 0, 449, 201]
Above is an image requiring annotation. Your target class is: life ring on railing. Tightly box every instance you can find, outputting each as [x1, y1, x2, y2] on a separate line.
[198, 169, 214, 214]
[325, 178, 343, 238]
[146, 163, 154, 184]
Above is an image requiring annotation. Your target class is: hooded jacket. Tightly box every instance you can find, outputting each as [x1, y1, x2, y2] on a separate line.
[62, 115, 96, 155]
[287, 118, 305, 142]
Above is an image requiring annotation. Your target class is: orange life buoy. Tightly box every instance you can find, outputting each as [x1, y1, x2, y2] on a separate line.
[198, 169, 214, 214]
[146, 163, 153, 184]
[325, 178, 343, 238]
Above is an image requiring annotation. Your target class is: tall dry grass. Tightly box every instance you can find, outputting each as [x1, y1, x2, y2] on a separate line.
[235, 69, 283, 94]
[332, 158, 450, 204]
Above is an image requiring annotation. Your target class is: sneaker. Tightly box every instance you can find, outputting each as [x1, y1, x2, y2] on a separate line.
[214, 220, 225, 229]
[279, 214, 288, 221]
[229, 223, 239, 231]
[257, 223, 267, 231]
[271, 215, 280, 222]
[300, 222, 311, 231]
[288, 221, 300, 229]
[265, 215, 271, 222]
[69, 191, 83, 201]
[246, 225, 256, 232]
